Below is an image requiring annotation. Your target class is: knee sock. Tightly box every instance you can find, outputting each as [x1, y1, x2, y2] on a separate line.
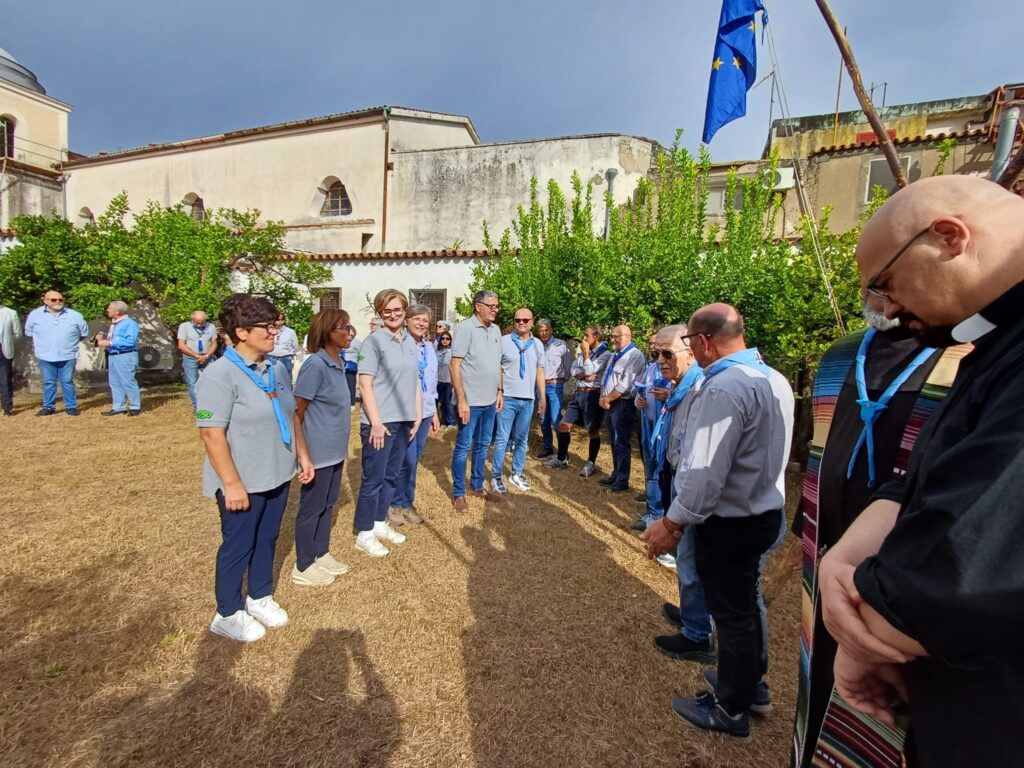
[588, 437, 601, 464]
[556, 431, 571, 461]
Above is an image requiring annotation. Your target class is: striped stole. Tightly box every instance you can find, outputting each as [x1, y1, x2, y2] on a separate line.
[794, 329, 970, 768]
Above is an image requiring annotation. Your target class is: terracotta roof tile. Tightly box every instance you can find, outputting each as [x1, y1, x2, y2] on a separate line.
[810, 129, 988, 156]
[277, 249, 500, 262]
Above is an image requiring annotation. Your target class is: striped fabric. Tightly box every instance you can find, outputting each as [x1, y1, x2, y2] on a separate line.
[794, 329, 970, 768]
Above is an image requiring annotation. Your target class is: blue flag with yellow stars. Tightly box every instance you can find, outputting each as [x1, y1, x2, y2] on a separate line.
[702, 0, 768, 144]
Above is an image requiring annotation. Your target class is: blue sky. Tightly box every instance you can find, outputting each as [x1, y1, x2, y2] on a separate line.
[2, 0, 1018, 162]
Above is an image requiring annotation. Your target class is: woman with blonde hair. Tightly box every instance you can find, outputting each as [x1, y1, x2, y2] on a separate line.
[353, 289, 422, 557]
[292, 307, 353, 585]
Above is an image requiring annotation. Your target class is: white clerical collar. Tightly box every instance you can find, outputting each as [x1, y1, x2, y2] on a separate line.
[951, 313, 998, 343]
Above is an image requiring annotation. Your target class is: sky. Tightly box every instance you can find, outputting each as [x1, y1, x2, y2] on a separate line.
[2, 0, 1019, 162]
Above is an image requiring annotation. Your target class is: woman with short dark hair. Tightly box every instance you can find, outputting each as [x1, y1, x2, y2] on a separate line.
[292, 307, 353, 586]
[197, 293, 314, 643]
[436, 331, 456, 426]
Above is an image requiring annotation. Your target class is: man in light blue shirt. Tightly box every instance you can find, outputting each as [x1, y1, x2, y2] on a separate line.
[96, 300, 142, 416]
[492, 308, 546, 493]
[24, 289, 89, 416]
[177, 310, 218, 410]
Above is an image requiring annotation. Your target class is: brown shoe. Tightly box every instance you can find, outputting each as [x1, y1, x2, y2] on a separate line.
[453, 496, 468, 512]
[404, 507, 424, 525]
[387, 508, 407, 526]
[467, 488, 501, 503]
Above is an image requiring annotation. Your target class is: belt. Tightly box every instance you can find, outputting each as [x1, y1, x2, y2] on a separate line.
[107, 349, 137, 356]
[545, 378, 566, 383]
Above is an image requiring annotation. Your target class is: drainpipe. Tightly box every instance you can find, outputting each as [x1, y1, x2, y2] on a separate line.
[380, 107, 391, 252]
[991, 102, 1021, 183]
[603, 167, 618, 240]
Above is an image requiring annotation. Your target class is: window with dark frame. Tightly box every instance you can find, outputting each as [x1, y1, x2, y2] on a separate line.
[319, 288, 342, 311]
[0, 116, 14, 159]
[321, 181, 353, 216]
[865, 156, 911, 203]
[409, 289, 446, 337]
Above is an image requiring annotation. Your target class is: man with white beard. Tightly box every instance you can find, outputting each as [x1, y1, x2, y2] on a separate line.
[790, 298, 970, 767]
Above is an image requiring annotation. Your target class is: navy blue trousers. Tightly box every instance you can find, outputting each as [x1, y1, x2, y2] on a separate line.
[353, 422, 412, 532]
[606, 399, 636, 486]
[295, 461, 344, 570]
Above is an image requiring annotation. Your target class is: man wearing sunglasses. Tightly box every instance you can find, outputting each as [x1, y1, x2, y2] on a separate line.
[25, 290, 90, 416]
[642, 303, 794, 741]
[817, 175, 1024, 768]
[598, 324, 645, 493]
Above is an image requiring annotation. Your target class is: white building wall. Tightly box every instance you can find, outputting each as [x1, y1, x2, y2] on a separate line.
[386, 134, 655, 251]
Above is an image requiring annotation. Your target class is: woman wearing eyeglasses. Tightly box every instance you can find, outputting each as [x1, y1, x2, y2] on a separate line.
[436, 331, 456, 426]
[197, 293, 315, 643]
[353, 289, 422, 557]
[291, 308, 353, 586]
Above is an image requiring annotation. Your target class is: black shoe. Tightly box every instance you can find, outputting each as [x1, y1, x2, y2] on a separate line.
[101, 410, 126, 416]
[633, 492, 647, 503]
[3, 410, 12, 416]
[598, 477, 615, 486]
[127, 409, 141, 416]
[662, 602, 683, 630]
[654, 633, 717, 664]
[535, 449, 554, 459]
[66, 409, 80, 416]
[702, 669, 773, 715]
[630, 518, 647, 531]
[36, 407, 56, 417]
[671, 691, 751, 742]
[607, 484, 630, 494]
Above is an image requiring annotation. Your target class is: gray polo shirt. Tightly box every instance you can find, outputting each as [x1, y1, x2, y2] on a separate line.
[667, 358, 794, 525]
[195, 355, 297, 498]
[177, 322, 218, 354]
[294, 349, 351, 469]
[542, 337, 572, 379]
[451, 315, 502, 407]
[357, 329, 419, 425]
[500, 333, 543, 400]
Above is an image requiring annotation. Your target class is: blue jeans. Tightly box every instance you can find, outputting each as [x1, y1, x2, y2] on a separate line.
[643, 452, 665, 522]
[492, 397, 534, 478]
[394, 418, 433, 508]
[436, 382, 456, 426]
[451, 403, 496, 498]
[38, 358, 78, 411]
[540, 381, 564, 452]
[354, 422, 412, 532]
[268, 355, 294, 378]
[676, 525, 714, 643]
[214, 481, 290, 616]
[182, 356, 210, 409]
[108, 351, 141, 411]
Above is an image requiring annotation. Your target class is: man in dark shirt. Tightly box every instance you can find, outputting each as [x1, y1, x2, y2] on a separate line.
[819, 175, 1024, 767]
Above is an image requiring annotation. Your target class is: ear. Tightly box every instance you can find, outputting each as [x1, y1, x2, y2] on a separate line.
[234, 327, 249, 343]
[930, 217, 970, 261]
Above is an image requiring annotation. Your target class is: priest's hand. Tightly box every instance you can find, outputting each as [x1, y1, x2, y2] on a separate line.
[833, 646, 908, 727]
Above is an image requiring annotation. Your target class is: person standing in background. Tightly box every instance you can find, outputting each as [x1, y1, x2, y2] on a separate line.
[178, 310, 218, 411]
[269, 313, 299, 378]
[96, 300, 142, 416]
[0, 299, 22, 416]
[25, 290, 90, 417]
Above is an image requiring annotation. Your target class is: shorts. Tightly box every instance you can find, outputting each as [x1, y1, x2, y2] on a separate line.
[561, 388, 603, 432]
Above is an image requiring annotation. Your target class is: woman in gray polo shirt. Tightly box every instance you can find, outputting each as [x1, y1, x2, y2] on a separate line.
[292, 307, 353, 586]
[354, 289, 422, 557]
[196, 294, 314, 643]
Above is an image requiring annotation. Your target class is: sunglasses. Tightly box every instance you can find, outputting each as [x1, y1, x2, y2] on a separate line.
[514, 318, 532, 324]
[656, 348, 688, 360]
[46, 298, 65, 303]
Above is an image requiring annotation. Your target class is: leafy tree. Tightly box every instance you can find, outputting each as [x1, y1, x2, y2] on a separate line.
[0, 194, 329, 341]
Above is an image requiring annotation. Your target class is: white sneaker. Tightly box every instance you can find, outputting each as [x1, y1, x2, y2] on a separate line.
[579, 461, 597, 478]
[292, 562, 336, 586]
[376, 522, 406, 544]
[210, 609, 266, 643]
[656, 553, 678, 570]
[490, 476, 507, 494]
[245, 595, 289, 628]
[508, 474, 531, 491]
[315, 552, 350, 575]
[355, 531, 389, 557]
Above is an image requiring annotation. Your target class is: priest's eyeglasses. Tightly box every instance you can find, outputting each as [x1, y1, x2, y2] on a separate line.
[865, 226, 930, 303]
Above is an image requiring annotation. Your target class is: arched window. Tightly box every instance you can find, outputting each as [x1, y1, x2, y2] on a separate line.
[77, 207, 95, 227]
[0, 116, 14, 159]
[182, 193, 206, 223]
[321, 180, 352, 217]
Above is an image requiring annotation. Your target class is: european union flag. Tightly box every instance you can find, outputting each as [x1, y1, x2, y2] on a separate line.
[702, 0, 768, 144]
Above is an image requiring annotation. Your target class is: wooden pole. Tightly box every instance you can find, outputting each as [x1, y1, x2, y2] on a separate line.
[813, 0, 909, 188]
[831, 27, 846, 146]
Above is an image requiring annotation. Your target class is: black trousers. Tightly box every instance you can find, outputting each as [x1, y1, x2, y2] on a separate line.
[345, 371, 357, 406]
[605, 399, 636, 486]
[694, 509, 783, 715]
[0, 352, 12, 413]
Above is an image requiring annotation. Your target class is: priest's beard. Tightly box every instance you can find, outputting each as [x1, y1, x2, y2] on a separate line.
[861, 301, 901, 332]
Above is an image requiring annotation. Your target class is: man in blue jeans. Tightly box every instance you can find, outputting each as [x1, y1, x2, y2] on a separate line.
[534, 319, 571, 459]
[96, 300, 142, 416]
[24, 290, 90, 416]
[177, 310, 218, 410]
[450, 290, 503, 511]
[491, 308, 546, 493]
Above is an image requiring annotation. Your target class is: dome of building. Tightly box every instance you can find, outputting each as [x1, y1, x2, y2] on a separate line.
[0, 47, 45, 95]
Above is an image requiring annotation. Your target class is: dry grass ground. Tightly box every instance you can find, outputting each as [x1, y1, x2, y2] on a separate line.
[0, 387, 800, 768]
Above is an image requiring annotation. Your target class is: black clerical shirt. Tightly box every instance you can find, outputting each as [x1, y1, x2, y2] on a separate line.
[854, 283, 1024, 768]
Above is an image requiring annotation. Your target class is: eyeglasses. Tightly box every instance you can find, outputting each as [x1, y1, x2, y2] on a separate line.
[679, 332, 708, 347]
[514, 318, 532, 324]
[380, 308, 406, 318]
[865, 226, 930, 303]
[477, 302, 501, 310]
[248, 322, 279, 334]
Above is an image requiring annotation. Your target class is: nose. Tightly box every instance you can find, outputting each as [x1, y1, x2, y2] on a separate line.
[883, 298, 903, 320]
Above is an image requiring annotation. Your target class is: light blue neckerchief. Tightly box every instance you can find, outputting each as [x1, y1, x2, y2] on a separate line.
[193, 323, 208, 353]
[847, 327, 936, 487]
[603, 342, 636, 386]
[703, 347, 768, 380]
[510, 333, 537, 378]
[405, 331, 429, 392]
[649, 364, 704, 470]
[589, 341, 608, 360]
[224, 347, 292, 447]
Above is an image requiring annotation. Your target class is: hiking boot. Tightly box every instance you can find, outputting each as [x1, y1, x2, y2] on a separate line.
[671, 692, 751, 742]
[387, 507, 407, 526]
[702, 669, 773, 715]
[403, 507, 424, 525]
[654, 633, 717, 664]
